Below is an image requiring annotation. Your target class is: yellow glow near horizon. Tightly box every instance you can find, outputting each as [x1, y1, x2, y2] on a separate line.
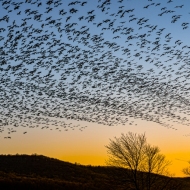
[1, 119, 190, 177]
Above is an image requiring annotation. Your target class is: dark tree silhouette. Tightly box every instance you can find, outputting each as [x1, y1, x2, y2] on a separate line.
[105, 132, 181, 190]
[182, 161, 190, 176]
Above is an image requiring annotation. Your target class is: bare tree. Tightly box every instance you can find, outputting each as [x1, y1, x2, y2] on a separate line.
[105, 132, 177, 190]
[182, 161, 190, 176]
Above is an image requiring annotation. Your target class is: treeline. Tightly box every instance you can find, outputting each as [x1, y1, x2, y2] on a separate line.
[0, 154, 189, 190]
[0, 154, 125, 189]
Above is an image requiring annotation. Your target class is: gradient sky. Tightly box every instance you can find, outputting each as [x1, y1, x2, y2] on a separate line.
[1, 0, 190, 177]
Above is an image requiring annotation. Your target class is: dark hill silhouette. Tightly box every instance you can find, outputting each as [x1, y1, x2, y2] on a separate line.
[0, 154, 189, 190]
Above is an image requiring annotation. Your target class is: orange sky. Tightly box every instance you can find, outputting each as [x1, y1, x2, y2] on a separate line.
[1, 118, 190, 177]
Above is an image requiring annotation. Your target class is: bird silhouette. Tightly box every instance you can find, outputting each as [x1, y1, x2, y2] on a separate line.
[0, 0, 190, 138]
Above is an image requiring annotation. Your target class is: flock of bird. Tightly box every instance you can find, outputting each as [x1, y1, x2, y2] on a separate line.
[1, 0, 190, 139]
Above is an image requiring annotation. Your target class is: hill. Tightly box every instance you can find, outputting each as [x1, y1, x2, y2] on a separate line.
[0, 154, 189, 190]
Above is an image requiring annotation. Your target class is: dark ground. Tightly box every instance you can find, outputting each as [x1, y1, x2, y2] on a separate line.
[0, 154, 189, 190]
